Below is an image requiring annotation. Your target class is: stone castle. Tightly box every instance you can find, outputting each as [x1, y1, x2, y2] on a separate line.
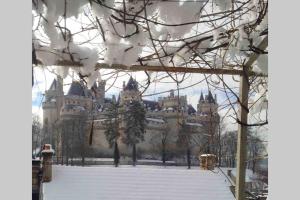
[42, 76, 220, 159]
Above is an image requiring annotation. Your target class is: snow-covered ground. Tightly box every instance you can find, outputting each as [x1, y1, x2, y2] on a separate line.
[42, 165, 235, 200]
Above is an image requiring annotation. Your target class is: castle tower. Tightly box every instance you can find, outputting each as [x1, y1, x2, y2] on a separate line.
[197, 91, 218, 115]
[42, 75, 64, 144]
[120, 77, 141, 105]
[95, 79, 106, 105]
[196, 91, 220, 153]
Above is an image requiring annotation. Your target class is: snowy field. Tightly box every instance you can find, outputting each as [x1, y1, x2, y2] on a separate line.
[42, 165, 234, 200]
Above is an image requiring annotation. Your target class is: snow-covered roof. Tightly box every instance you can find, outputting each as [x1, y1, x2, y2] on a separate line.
[42, 165, 235, 200]
[186, 122, 203, 127]
[93, 119, 107, 122]
[146, 117, 165, 123]
[93, 118, 116, 122]
[200, 154, 216, 157]
[41, 149, 55, 154]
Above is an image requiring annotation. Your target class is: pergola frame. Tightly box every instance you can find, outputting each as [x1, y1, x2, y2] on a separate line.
[35, 35, 268, 200]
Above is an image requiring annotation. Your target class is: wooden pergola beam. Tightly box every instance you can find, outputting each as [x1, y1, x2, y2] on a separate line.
[36, 60, 267, 77]
[36, 36, 268, 77]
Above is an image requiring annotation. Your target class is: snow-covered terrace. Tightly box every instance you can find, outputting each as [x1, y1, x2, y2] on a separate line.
[42, 165, 235, 200]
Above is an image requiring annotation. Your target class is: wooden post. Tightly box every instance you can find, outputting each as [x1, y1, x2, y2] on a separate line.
[234, 36, 267, 200]
[235, 66, 250, 200]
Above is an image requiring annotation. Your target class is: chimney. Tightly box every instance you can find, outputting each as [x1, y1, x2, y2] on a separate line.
[41, 144, 54, 182]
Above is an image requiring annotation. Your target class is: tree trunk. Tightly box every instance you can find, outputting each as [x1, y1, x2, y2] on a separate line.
[66, 146, 69, 166]
[81, 156, 85, 166]
[132, 143, 137, 166]
[162, 143, 166, 166]
[114, 141, 120, 167]
[187, 147, 191, 169]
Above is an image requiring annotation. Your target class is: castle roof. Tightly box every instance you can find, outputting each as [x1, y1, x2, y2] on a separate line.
[49, 79, 57, 90]
[124, 77, 139, 91]
[67, 81, 86, 96]
[206, 91, 215, 104]
[143, 99, 160, 111]
[104, 98, 112, 103]
[187, 104, 196, 114]
[200, 91, 204, 101]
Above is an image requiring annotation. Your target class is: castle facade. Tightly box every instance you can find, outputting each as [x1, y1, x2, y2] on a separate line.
[42, 76, 220, 159]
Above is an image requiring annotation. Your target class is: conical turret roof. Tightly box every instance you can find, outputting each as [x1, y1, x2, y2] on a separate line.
[67, 81, 86, 96]
[49, 79, 57, 90]
[207, 90, 215, 103]
[124, 76, 139, 91]
[200, 91, 204, 101]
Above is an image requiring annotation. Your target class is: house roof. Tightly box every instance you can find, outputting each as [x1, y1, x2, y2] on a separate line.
[42, 165, 235, 200]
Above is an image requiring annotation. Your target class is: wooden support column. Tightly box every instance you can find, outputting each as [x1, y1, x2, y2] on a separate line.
[235, 65, 250, 200]
[235, 36, 267, 200]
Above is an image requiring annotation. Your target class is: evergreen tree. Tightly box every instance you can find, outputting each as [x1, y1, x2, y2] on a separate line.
[123, 100, 146, 166]
[104, 102, 121, 167]
[177, 121, 192, 169]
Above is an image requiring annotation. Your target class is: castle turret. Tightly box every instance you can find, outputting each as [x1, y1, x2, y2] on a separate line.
[120, 77, 141, 105]
[42, 75, 64, 144]
[95, 79, 106, 105]
[199, 91, 204, 102]
[197, 91, 218, 114]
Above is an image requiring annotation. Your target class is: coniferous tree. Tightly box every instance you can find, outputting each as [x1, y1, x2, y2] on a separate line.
[104, 102, 121, 167]
[177, 121, 192, 169]
[123, 100, 146, 166]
